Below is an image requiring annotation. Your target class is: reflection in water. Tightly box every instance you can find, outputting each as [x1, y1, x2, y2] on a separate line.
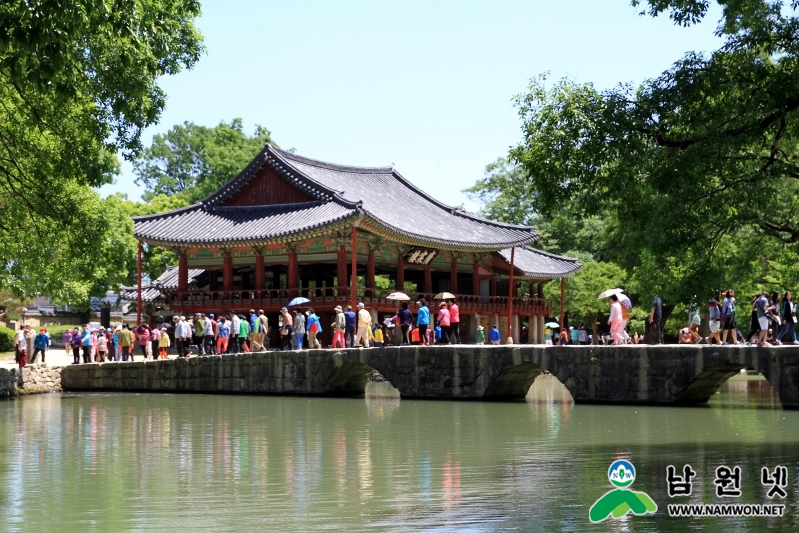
[0, 375, 797, 533]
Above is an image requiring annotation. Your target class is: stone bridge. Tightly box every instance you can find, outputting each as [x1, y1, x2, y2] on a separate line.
[59, 345, 799, 408]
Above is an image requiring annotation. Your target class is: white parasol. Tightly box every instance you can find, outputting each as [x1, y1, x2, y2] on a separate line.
[597, 288, 625, 299]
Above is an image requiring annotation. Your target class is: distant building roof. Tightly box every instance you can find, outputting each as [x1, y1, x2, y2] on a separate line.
[498, 247, 582, 280]
[134, 144, 539, 251]
[120, 265, 203, 303]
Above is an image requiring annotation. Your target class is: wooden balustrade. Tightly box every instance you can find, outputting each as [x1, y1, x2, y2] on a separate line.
[168, 288, 551, 315]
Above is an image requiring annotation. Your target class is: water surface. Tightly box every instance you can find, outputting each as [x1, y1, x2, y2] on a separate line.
[0, 375, 796, 532]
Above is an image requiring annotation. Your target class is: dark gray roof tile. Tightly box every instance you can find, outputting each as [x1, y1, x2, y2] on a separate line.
[134, 201, 355, 246]
[498, 247, 582, 279]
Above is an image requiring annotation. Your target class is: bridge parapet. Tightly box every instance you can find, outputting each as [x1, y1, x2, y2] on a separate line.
[59, 345, 799, 408]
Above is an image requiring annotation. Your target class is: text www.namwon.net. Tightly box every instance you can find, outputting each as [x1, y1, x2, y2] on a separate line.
[668, 504, 785, 517]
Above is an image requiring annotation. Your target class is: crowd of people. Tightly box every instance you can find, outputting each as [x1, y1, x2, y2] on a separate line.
[677, 289, 799, 346]
[13, 298, 513, 368]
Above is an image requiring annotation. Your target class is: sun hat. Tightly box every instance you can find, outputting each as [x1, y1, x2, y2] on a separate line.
[209, 313, 215, 318]
[357, 302, 364, 308]
[334, 305, 342, 312]
[280, 307, 287, 312]
[477, 325, 484, 331]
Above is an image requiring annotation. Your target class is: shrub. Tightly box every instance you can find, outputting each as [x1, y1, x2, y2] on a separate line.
[0, 326, 15, 352]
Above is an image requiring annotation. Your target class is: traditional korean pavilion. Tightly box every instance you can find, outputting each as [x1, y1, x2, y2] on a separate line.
[132, 144, 581, 344]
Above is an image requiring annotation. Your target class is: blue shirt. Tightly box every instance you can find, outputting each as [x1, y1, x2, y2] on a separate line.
[307, 314, 322, 333]
[416, 305, 430, 326]
[217, 322, 230, 338]
[249, 314, 260, 334]
[34, 333, 49, 349]
[489, 328, 501, 342]
[81, 331, 92, 346]
[345, 310, 356, 329]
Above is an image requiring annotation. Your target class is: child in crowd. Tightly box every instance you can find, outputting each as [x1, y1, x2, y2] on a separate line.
[490, 325, 501, 345]
[476, 325, 485, 345]
[159, 327, 171, 359]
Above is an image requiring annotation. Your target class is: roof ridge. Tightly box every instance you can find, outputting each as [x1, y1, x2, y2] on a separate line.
[269, 144, 394, 174]
[211, 200, 326, 211]
[390, 168, 537, 232]
[520, 245, 581, 262]
[131, 202, 203, 221]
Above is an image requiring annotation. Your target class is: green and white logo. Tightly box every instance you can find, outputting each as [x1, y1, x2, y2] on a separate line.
[589, 460, 657, 523]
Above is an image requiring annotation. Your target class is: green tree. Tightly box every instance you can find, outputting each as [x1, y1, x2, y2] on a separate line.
[133, 119, 275, 203]
[472, 1, 799, 307]
[0, 0, 204, 304]
[466, 157, 613, 260]
[545, 257, 628, 344]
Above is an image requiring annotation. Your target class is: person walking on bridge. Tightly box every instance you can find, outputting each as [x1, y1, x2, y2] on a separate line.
[216, 317, 230, 355]
[330, 305, 346, 348]
[608, 295, 624, 345]
[354, 303, 372, 348]
[720, 289, 738, 345]
[416, 299, 430, 345]
[118, 324, 134, 361]
[777, 291, 798, 345]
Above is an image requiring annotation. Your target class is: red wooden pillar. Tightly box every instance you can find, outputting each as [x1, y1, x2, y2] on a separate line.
[288, 248, 299, 299]
[559, 277, 565, 330]
[396, 254, 405, 291]
[178, 251, 188, 293]
[508, 247, 515, 340]
[337, 245, 348, 298]
[472, 259, 480, 296]
[350, 227, 358, 309]
[424, 264, 432, 295]
[223, 251, 233, 292]
[255, 250, 265, 291]
[450, 257, 458, 294]
[366, 249, 375, 294]
[136, 240, 142, 325]
[537, 281, 544, 298]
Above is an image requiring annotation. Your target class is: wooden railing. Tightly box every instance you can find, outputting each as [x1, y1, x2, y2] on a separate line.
[168, 287, 551, 315]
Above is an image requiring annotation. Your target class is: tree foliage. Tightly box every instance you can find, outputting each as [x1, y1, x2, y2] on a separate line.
[544, 257, 628, 343]
[133, 119, 275, 203]
[470, 1, 799, 307]
[0, 1, 204, 304]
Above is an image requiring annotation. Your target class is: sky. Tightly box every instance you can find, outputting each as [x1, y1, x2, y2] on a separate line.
[101, 0, 724, 211]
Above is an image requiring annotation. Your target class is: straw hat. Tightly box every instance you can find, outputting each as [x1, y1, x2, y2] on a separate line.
[334, 305, 343, 312]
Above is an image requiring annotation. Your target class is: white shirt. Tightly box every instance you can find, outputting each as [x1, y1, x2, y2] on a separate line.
[16, 330, 26, 347]
[231, 315, 240, 336]
[609, 302, 623, 323]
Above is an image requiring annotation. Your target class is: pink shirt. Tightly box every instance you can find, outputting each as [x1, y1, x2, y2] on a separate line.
[449, 303, 460, 323]
[437, 308, 451, 327]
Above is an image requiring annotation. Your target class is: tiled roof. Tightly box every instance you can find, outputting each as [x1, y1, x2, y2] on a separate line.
[498, 246, 582, 280]
[120, 265, 204, 302]
[266, 146, 538, 250]
[134, 201, 356, 246]
[134, 144, 538, 250]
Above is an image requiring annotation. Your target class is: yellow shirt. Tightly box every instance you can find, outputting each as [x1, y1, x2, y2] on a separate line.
[374, 328, 384, 343]
[159, 334, 171, 348]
